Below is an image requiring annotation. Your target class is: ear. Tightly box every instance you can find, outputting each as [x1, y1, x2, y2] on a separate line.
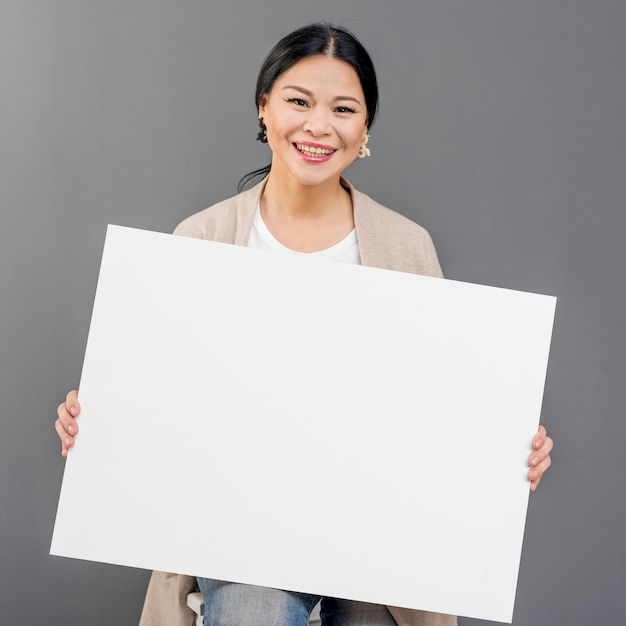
[258, 94, 268, 118]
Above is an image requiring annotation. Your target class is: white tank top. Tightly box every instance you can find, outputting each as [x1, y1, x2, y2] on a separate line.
[247, 206, 361, 265]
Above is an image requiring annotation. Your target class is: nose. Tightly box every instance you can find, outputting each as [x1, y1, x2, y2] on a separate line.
[302, 107, 331, 136]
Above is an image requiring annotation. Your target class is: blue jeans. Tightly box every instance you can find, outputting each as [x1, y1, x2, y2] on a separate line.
[197, 578, 397, 626]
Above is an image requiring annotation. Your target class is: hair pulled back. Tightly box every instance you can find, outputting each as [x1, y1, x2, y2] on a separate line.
[238, 23, 379, 192]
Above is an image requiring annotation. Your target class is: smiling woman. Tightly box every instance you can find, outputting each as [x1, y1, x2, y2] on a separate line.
[260, 56, 368, 187]
[258, 55, 369, 252]
[54, 21, 553, 626]
[239, 22, 378, 191]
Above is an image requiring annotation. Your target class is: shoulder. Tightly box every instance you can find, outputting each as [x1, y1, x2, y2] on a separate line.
[173, 181, 263, 244]
[353, 187, 433, 239]
[173, 195, 238, 241]
[350, 185, 443, 278]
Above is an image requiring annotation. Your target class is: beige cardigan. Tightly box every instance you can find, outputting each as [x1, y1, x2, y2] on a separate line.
[138, 179, 456, 626]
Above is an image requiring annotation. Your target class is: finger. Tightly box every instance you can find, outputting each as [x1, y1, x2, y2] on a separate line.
[532, 424, 548, 450]
[58, 390, 80, 433]
[57, 390, 80, 459]
[55, 417, 75, 450]
[529, 454, 552, 490]
[65, 389, 81, 418]
[56, 402, 79, 438]
[529, 435, 554, 467]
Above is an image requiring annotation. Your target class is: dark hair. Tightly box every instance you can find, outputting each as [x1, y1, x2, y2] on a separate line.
[238, 23, 379, 192]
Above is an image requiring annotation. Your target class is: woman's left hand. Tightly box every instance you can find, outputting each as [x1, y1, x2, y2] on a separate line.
[528, 425, 553, 491]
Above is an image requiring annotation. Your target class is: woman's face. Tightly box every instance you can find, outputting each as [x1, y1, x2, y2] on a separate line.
[259, 55, 368, 189]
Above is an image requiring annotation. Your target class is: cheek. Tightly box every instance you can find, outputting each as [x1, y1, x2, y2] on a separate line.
[264, 122, 293, 157]
[265, 110, 299, 141]
[347, 126, 367, 151]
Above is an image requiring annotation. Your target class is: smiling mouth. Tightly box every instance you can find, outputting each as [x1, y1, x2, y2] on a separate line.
[294, 143, 336, 158]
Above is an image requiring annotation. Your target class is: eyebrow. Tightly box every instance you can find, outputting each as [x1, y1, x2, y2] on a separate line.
[282, 85, 362, 105]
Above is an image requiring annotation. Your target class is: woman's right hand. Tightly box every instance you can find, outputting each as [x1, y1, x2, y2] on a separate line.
[55, 390, 81, 458]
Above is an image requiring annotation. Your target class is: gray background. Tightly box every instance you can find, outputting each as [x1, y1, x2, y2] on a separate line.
[1, 1, 624, 624]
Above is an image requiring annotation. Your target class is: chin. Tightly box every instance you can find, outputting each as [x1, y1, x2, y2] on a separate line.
[291, 160, 351, 188]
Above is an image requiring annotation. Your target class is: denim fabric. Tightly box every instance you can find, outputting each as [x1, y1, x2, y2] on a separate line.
[319, 595, 397, 625]
[197, 578, 397, 626]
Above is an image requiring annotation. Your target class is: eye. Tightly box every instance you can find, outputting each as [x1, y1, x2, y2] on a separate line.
[335, 106, 357, 114]
[287, 98, 308, 107]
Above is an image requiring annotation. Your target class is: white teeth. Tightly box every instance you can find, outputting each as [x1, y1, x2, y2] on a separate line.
[296, 143, 334, 156]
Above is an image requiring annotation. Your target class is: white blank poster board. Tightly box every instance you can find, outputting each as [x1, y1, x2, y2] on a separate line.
[51, 225, 556, 623]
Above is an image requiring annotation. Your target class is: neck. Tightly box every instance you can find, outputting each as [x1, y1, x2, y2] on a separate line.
[258, 171, 355, 253]
[261, 172, 349, 220]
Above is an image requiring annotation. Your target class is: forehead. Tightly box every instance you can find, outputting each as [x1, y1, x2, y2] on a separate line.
[273, 55, 364, 97]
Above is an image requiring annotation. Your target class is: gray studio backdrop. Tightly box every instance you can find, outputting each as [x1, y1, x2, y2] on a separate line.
[1, 1, 625, 625]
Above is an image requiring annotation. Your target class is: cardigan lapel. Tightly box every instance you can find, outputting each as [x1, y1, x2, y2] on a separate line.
[342, 178, 387, 270]
[233, 181, 265, 247]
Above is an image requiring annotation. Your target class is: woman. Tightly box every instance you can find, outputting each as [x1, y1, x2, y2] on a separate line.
[55, 23, 553, 626]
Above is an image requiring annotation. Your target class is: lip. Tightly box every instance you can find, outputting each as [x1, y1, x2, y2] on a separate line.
[296, 141, 336, 151]
[292, 141, 337, 163]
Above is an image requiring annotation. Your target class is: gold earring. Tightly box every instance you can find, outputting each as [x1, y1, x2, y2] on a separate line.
[357, 134, 371, 159]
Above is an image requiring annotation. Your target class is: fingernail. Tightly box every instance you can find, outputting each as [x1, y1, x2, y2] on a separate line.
[532, 456, 540, 466]
[534, 439, 542, 448]
[68, 425, 75, 435]
[70, 406, 77, 416]
[64, 437, 71, 446]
